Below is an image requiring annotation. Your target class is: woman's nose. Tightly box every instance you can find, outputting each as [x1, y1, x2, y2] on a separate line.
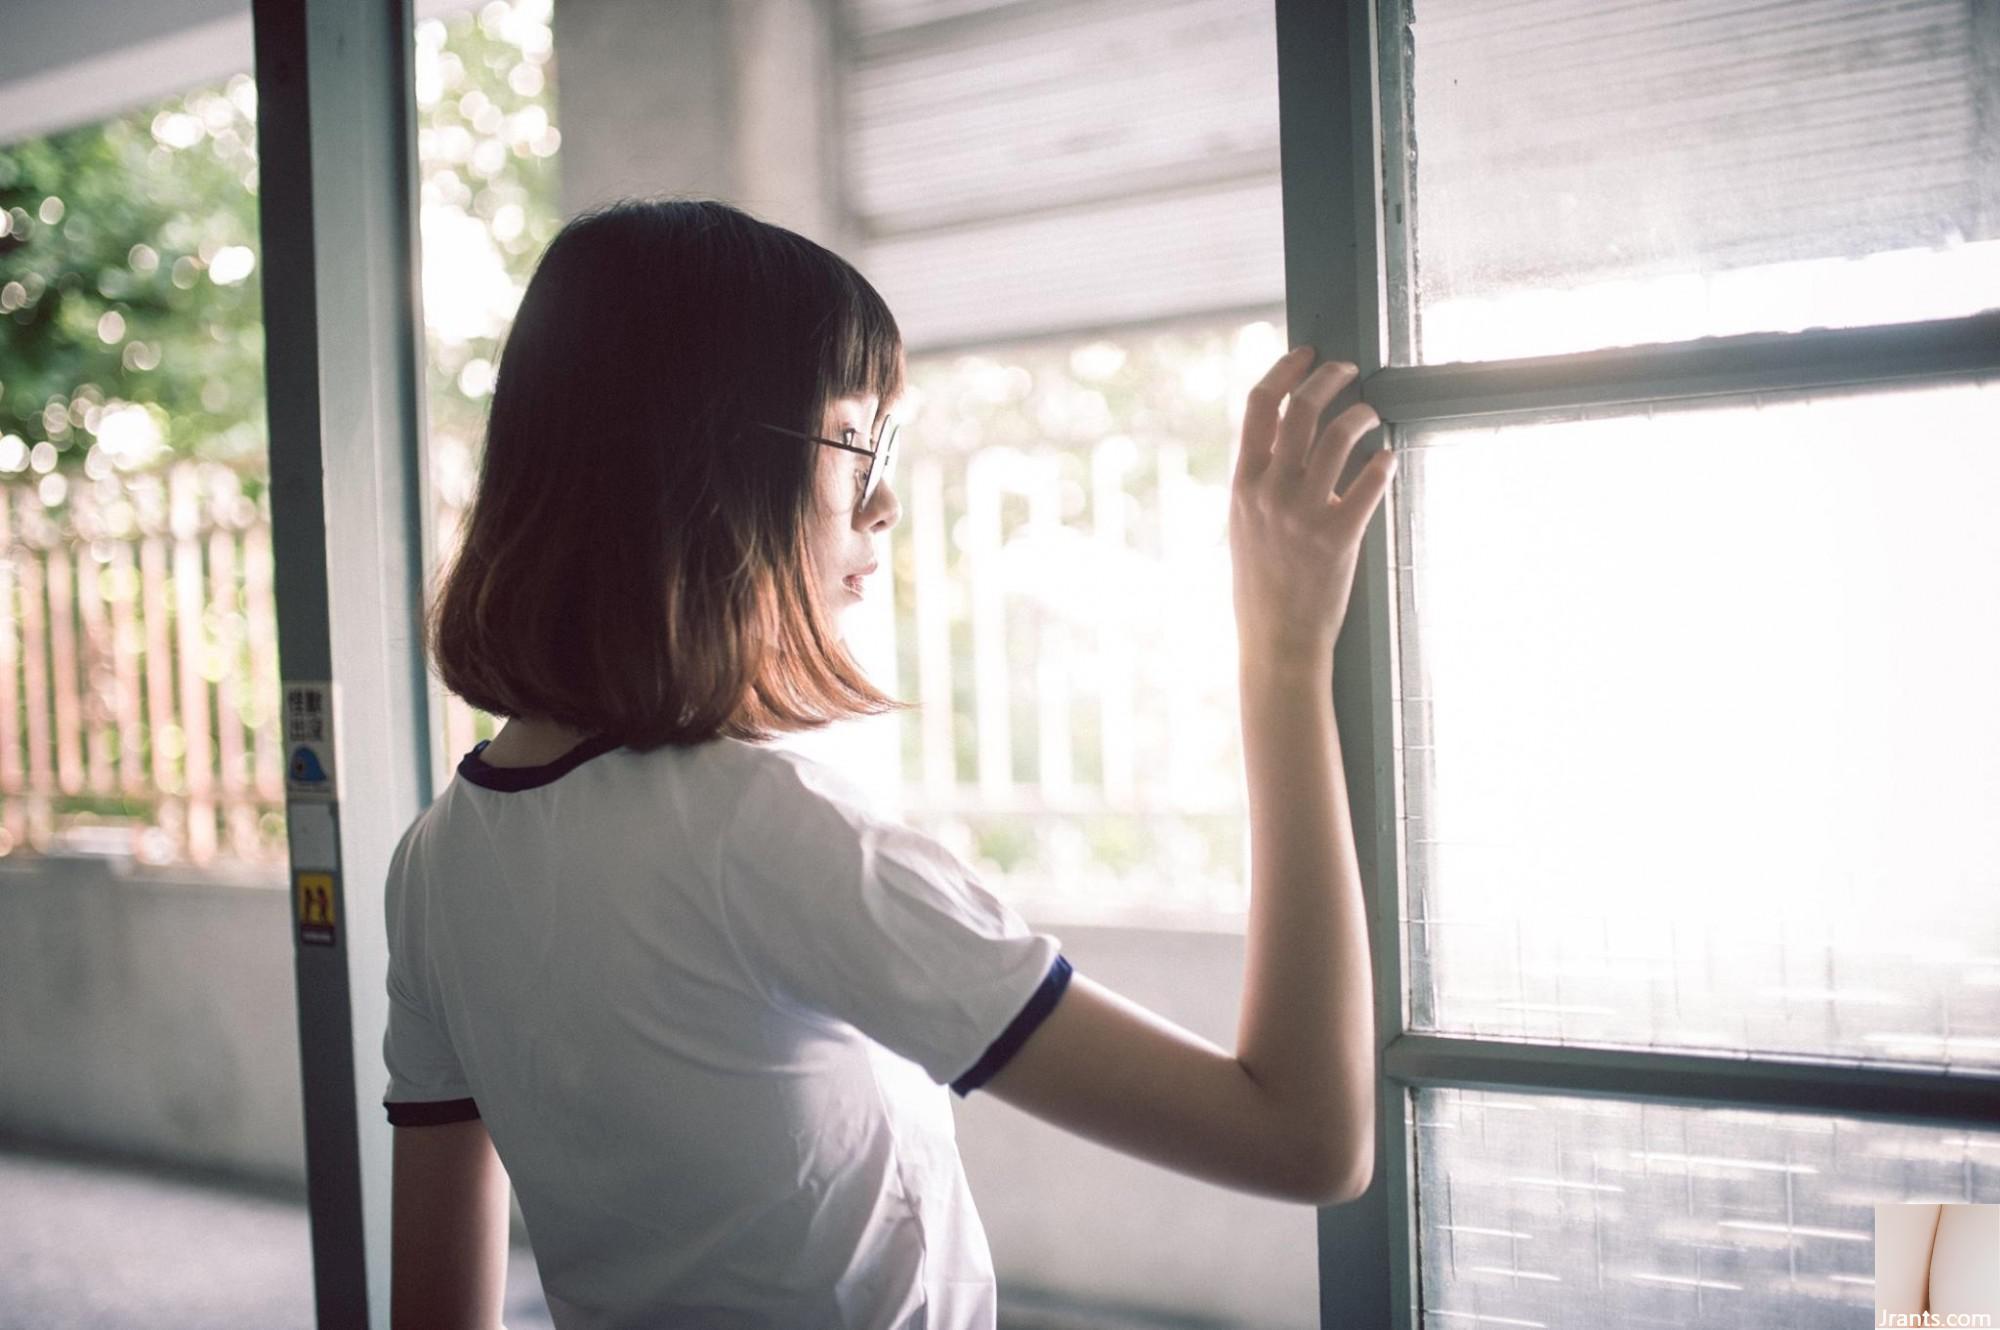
[862, 479, 901, 532]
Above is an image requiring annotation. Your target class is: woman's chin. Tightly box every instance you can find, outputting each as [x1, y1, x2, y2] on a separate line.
[819, 586, 858, 621]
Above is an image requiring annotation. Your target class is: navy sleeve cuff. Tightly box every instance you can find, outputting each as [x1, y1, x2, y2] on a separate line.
[385, 1096, 481, 1127]
[951, 953, 1074, 1098]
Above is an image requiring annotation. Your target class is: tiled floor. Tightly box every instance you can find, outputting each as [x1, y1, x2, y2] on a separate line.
[0, 1140, 1218, 1330]
[0, 1140, 553, 1330]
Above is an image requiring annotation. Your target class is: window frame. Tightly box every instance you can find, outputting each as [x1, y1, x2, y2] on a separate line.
[1281, 1, 2000, 1325]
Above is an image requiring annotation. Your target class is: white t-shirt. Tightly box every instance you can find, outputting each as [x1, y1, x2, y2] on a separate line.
[381, 732, 1073, 1330]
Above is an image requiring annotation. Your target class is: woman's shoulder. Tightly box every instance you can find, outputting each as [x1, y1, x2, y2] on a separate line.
[715, 738, 881, 823]
[689, 738, 924, 876]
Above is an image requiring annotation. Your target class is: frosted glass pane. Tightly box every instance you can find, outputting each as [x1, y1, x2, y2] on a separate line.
[1398, 380, 2000, 1069]
[1414, 1087, 2000, 1330]
[1403, 0, 2000, 363]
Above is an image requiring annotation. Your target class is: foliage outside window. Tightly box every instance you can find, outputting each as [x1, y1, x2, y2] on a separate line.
[0, 0, 559, 862]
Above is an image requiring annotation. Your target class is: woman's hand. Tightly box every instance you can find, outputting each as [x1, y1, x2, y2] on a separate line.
[1228, 347, 1395, 667]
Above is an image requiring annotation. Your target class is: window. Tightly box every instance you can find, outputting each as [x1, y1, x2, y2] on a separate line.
[1402, 381, 2000, 1072]
[1414, 1088, 1999, 1326]
[1354, 0, 2000, 1325]
[1397, 0, 1997, 364]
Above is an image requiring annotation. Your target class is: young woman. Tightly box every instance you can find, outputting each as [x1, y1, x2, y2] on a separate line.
[385, 197, 1395, 1329]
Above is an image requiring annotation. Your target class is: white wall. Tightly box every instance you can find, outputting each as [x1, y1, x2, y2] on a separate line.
[552, 0, 847, 244]
[0, 855, 306, 1186]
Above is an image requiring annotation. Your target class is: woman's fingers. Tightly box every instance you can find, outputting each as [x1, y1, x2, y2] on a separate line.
[1234, 346, 1315, 487]
[1269, 359, 1359, 475]
[1301, 400, 1383, 503]
[1234, 348, 1387, 516]
[1227, 349, 1395, 655]
[1333, 438, 1397, 522]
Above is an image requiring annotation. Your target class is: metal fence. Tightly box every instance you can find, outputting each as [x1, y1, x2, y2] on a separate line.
[1, 462, 284, 863]
[886, 436, 1250, 913]
[0, 462, 498, 867]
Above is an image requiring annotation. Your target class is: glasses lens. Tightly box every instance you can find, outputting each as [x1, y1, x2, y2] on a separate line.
[863, 418, 898, 507]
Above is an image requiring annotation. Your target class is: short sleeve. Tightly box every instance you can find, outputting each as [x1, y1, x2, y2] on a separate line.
[381, 824, 479, 1126]
[718, 752, 1071, 1094]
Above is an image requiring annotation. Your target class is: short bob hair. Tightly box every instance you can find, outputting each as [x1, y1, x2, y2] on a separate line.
[427, 197, 914, 750]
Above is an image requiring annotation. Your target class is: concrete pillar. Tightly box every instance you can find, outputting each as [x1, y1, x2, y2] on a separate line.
[552, 0, 848, 249]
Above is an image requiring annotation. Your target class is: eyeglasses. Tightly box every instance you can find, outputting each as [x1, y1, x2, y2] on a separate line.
[748, 414, 901, 510]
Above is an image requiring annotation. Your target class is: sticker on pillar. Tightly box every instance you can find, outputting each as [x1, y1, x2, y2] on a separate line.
[283, 680, 338, 801]
[297, 871, 337, 946]
[287, 802, 339, 872]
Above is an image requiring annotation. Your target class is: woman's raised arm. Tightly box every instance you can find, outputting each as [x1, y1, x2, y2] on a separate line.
[981, 348, 1390, 1206]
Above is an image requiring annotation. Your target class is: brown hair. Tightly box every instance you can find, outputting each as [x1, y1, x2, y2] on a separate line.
[426, 197, 913, 750]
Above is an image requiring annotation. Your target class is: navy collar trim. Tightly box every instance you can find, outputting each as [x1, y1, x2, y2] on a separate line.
[458, 733, 624, 791]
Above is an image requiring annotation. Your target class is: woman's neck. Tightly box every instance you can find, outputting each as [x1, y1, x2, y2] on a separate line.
[479, 716, 593, 768]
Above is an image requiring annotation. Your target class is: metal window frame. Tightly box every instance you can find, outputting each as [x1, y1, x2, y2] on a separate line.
[255, 0, 434, 1324]
[1277, 2, 2000, 1327]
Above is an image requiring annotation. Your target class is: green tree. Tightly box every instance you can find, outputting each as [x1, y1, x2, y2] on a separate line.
[0, 0, 560, 506]
[0, 77, 264, 489]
